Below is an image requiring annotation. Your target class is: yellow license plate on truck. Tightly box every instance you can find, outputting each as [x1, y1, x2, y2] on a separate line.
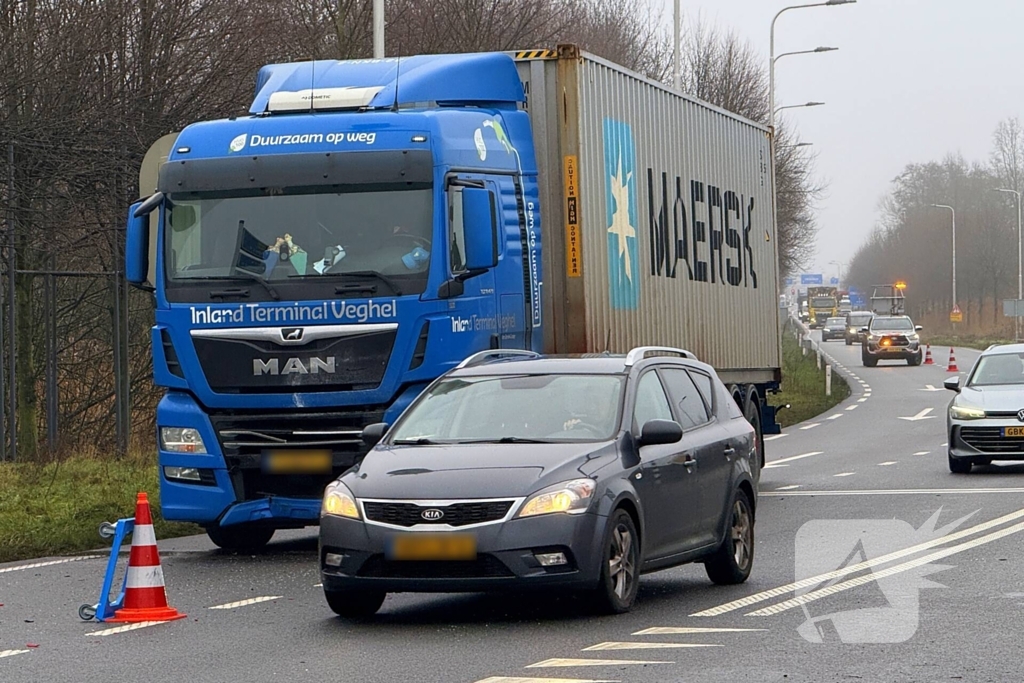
[263, 450, 332, 474]
[387, 534, 476, 561]
[1003, 427, 1024, 437]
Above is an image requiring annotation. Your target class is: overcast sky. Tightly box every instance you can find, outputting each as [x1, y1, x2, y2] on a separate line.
[654, 0, 1024, 283]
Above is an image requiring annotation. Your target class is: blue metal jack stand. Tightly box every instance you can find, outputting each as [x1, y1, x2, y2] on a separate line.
[78, 516, 134, 622]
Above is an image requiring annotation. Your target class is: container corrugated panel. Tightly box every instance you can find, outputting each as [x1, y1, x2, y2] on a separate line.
[517, 48, 781, 382]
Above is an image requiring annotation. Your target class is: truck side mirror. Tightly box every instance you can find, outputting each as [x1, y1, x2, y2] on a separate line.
[461, 187, 498, 271]
[126, 201, 150, 288]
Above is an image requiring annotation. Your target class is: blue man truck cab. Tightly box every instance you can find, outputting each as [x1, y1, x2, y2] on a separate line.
[127, 46, 783, 550]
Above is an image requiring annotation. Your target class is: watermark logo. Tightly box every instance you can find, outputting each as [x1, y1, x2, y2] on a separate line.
[794, 509, 970, 643]
[228, 134, 247, 153]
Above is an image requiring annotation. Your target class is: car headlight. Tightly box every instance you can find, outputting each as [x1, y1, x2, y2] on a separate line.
[517, 479, 596, 518]
[867, 334, 879, 342]
[321, 481, 360, 519]
[950, 405, 986, 420]
[160, 427, 207, 454]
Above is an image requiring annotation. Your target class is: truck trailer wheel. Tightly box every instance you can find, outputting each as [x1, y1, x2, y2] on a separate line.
[743, 387, 765, 470]
[206, 523, 275, 551]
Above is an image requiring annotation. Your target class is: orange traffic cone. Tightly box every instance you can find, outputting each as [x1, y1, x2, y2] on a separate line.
[107, 493, 185, 623]
[947, 347, 959, 372]
[924, 344, 934, 365]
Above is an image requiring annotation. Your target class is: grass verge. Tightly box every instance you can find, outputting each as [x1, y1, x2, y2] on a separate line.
[769, 322, 851, 428]
[924, 334, 1013, 351]
[0, 455, 201, 564]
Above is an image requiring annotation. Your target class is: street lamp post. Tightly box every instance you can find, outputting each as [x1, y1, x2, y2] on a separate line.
[769, 1, 856, 130]
[930, 204, 957, 310]
[373, 0, 384, 58]
[829, 260, 846, 284]
[673, 0, 681, 90]
[774, 101, 825, 116]
[994, 188, 1022, 340]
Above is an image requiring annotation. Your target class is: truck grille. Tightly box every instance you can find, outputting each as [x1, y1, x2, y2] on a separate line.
[363, 501, 515, 528]
[209, 409, 385, 499]
[959, 427, 1024, 454]
[357, 554, 514, 579]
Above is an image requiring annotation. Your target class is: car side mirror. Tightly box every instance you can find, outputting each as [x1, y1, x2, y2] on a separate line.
[859, 327, 869, 333]
[638, 419, 683, 447]
[915, 325, 923, 332]
[361, 422, 390, 448]
[944, 377, 961, 393]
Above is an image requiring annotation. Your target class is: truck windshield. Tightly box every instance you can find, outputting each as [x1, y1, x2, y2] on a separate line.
[164, 186, 433, 295]
[811, 297, 835, 307]
[390, 375, 625, 444]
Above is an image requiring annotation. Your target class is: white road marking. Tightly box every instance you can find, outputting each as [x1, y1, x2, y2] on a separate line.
[0, 650, 30, 659]
[921, 385, 945, 392]
[209, 596, 282, 610]
[526, 659, 671, 668]
[846, 405, 859, 411]
[747, 518, 1024, 616]
[764, 434, 788, 442]
[858, 398, 868, 403]
[85, 621, 166, 637]
[834, 472, 856, 477]
[633, 627, 766, 635]
[775, 485, 802, 491]
[914, 451, 930, 456]
[899, 408, 936, 421]
[878, 461, 897, 466]
[314, 583, 323, 588]
[476, 678, 618, 683]
[799, 423, 820, 431]
[941, 442, 949, 447]
[0, 555, 101, 574]
[582, 642, 719, 651]
[764, 451, 824, 468]
[762, 487, 1024, 497]
[693, 506, 1024, 617]
[827, 414, 843, 420]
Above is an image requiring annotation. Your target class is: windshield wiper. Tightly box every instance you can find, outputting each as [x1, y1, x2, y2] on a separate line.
[457, 437, 555, 444]
[393, 437, 441, 445]
[229, 269, 280, 301]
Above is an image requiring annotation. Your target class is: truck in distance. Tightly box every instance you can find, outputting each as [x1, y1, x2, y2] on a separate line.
[124, 46, 783, 550]
[807, 286, 838, 327]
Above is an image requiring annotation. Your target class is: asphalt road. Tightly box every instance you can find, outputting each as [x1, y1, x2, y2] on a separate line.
[3, 331, 1023, 683]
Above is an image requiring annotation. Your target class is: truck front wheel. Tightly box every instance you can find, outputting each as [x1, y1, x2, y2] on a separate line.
[206, 523, 275, 551]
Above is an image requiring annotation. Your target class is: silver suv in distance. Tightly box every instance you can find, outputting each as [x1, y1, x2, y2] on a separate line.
[945, 345, 1024, 473]
[861, 316, 923, 367]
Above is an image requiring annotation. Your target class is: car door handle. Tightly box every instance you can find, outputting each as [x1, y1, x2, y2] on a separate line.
[682, 454, 697, 468]
[723, 447, 736, 457]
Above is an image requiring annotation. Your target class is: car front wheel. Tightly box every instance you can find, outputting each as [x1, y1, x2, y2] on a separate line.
[591, 509, 640, 614]
[705, 489, 754, 585]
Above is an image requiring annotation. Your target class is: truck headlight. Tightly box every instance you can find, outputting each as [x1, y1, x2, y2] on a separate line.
[950, 405, 986, 420]
[518, 479, 596, 518]
[160, 427, 207, 454]
[322, 481, 360, 519]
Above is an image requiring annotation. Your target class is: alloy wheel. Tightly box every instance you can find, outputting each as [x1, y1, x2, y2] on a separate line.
[731, 501, 753, 570]
[608, 523, 636, 600]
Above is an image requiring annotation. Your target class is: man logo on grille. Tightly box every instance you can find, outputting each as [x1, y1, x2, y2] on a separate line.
[282, 328, 304, 342]
[1017, 409, 1024, 422]
[421, 508, 444, 521]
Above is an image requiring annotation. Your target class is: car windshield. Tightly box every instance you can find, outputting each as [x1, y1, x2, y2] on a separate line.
[849, 314, 872, 326]
[826, 318, 845, 325]
[811, 297, 835, 307]
[969, 353, 1024, 386]
[165, 186, 433, 293]
[871, 317, 913, 331]
[390, 374, 625, 443]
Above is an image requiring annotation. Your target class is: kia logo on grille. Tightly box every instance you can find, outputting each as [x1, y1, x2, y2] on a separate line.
[282, 327, 304, 341]
[421, 508, 444, 521]
[1017, 409, 1024, 422]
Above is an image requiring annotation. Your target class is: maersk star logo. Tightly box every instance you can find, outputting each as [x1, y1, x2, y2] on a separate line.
[603, 118, 640, 310]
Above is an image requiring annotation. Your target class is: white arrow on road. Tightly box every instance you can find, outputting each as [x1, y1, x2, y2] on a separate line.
[899, 408, 936, 421]
[919, 384, 946, 392]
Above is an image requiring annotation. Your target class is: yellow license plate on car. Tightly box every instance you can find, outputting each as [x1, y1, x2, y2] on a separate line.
[1003, 427, 1024, 437]
[263, 449, 332, 474]
[387, 534, 476, 561]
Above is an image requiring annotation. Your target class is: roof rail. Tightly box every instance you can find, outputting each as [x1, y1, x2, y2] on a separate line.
[624, 346, 697, 367]
[455, 349, 542, 369]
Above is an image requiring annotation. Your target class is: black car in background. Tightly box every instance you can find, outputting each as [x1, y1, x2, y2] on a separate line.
[845, 311, 874, 345]
[319, 348, 759, 617]
[821, 317, 847, 342]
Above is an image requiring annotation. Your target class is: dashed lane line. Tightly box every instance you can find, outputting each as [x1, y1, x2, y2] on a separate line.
[747, 518, 1024, 616]
[914, 451, 930, 456]
[764, 451, 824, 468]
[633, 627, 766, 635]
[85, 621, 167, 637]
[761, 487, 1024, 496]
[209, 596, 282, 610]
[692, 506, 1024, 617]
[526, 659, 671, 668]
[581, 642, 719, 651]
[775, 485, 801, 491]
[857, 398, 868, 403]
[846, 405, 859, 411]
[0, 650, 30, 659]
[476, 678, 618, 683]
[799, 423, 820, 431]
[0, 555, 102, 574]
[878, 461, 898, 466]
[827, 414, 843, 420]
[833, 472, 856, 477]
[764, 434, 788, 442]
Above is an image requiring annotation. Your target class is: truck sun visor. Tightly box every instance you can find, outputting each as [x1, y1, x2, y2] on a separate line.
[158, 150, 433, 194]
